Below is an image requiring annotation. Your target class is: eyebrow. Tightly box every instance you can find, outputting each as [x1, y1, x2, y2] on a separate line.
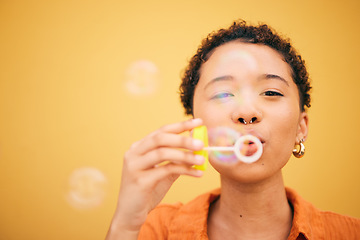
[203, 75, 234, 90]
[204, 73, 289, 90]
[259, 74, 289, 86]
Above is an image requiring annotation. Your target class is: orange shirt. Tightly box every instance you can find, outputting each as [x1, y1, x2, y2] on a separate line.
[138, 187, 360, 239]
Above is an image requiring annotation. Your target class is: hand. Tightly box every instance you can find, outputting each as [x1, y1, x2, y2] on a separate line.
[106, 119, 205, 239]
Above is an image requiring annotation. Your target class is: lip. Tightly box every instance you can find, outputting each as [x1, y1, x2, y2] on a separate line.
[239, 141, 258, 156]
[207, 126, 266, 148]
[240, 129, 265, 144]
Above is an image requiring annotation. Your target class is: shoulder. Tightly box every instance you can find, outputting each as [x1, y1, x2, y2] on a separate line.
[138, 188, 221, 240]
[320, 210, 360, 239]
[138, 202, 183, 240]
[286, 187, 360, 239]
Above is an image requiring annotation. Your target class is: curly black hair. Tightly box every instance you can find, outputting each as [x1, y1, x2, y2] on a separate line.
[179, 20, 311, 115]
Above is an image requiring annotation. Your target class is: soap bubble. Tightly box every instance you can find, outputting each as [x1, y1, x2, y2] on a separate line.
[207, 127, 263, 164]
[66, 167, 107, 210]
[125, 60, 159, 96]
[208, 127, 240, 163]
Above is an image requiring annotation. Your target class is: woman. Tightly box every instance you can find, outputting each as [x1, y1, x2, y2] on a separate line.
[106, 20, 360, 239]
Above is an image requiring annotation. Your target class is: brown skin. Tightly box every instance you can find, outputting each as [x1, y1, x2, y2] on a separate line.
[106, 41, 309, 240]
[193, 41, 308, 239]
[106, 119, 205, 240]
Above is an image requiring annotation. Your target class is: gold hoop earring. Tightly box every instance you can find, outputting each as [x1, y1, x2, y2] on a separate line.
[293, 139, 305, 158]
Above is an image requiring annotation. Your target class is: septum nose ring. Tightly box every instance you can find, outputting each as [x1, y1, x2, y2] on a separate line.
[241, 118, 254, 125]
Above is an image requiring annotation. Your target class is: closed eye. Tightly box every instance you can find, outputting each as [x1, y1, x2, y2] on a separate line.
[212, 92, 235, 99]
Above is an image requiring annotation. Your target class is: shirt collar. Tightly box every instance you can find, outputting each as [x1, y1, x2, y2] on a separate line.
[168, 187, 324, 240]
[286, 187, 325, 240]
[168, 188, 220, 239]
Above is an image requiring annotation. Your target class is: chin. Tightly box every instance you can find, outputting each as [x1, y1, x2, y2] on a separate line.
[210, 159, 275, 184]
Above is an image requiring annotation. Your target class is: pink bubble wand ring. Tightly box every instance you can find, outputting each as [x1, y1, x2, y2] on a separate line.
[204, 134, 263, 164]
[193, 126, 263, 170]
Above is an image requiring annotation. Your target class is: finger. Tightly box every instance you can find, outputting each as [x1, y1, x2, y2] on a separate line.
[135, 132, 204, 156]
[158, 118, 203, 134]
[137, 163, 204, 189]
[136, 148, 205, 170]
[153, 162, 204, 179]
[141, 118, 203, 147]
[125, 118, 204, 166]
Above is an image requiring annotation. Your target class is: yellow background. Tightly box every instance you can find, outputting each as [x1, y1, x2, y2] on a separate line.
[1, 0, 360, 239]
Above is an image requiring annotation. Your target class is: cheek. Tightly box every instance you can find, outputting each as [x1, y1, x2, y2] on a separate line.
[192, 91, 205, 119]
[271, 109, 300, 147]
[193, 101, 233, 128]
[192, 87, 203, 116]
[193, 88, 222, 123]
[271, 93, 301, 131]
[194, 109, 226, 127]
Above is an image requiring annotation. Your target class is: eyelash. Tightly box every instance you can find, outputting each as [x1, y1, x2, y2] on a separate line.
[262, 91, 284, 97]
[211, 90, 283, 100]
[212, 92, 235, 99]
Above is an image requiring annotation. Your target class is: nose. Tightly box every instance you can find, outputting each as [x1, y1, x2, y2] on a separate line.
[238, 117, 258, 125]
[231, 102, 262, 125]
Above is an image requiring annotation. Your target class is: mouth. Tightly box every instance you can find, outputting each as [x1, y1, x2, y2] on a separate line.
[240, 131, 265, 145]
[233, 134, 264, 163]
[206, 126, 265, 164]
[240, 139, 259, 156]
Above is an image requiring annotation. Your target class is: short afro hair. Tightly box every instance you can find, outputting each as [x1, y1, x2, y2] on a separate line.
[179, 20, 311, 115]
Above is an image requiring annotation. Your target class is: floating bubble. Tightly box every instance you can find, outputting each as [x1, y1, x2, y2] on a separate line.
[208, 127, 240, 146]
[125, 60, 159, 96]
[66, 167, 107, 210]
[208, 127, 240, 163]
[205, 126, 263, 164]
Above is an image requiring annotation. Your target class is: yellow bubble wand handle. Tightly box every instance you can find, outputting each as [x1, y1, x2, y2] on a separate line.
[204, 135, 263, 164]
[192, 126, 263, 170]
[192, 125, 208, 171]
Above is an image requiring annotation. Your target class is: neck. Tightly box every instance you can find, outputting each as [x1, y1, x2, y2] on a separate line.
[208, 171, 293, 240]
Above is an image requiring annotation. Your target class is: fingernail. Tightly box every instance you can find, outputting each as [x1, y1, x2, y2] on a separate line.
[193, 139, 204, 149]
[192, 118, 202, 124]
[195, 155, 204, 164]
[195, 170, 204, 177]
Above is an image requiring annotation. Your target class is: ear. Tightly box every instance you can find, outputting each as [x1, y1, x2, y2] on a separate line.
[296, 112, 309, 143]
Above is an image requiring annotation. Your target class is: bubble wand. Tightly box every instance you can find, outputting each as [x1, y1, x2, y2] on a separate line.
[193, 126, 263, 170]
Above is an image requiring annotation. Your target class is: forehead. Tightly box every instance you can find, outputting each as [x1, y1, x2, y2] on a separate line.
[199, 41, 292, 81]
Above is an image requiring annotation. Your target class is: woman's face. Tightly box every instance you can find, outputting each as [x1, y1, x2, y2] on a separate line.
[193, 41, 308, 183]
